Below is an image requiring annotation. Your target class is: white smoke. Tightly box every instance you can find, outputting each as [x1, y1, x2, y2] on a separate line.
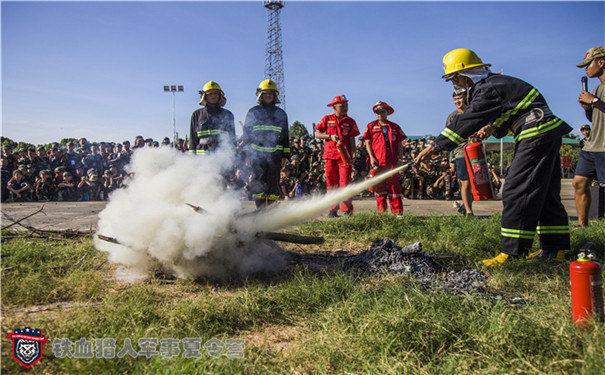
[245, 165, 408, 233]
[94, 146, 287, 281]
[95, 145, 408, 282]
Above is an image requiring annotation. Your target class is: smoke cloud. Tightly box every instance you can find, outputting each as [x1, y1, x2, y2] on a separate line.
[94, 145, 286, 281]
[94, 145, 408, 281]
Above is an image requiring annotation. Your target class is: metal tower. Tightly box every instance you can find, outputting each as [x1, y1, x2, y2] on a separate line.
[263, 1, 285, 108]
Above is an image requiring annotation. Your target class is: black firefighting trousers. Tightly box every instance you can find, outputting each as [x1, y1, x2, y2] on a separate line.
[501, 138, 570, 256]
[249, 154, 282, 208]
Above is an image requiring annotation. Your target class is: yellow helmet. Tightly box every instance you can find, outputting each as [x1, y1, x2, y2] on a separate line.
[199, 80, 226, 106]
[256, 79, 279, 94]
[256, 79, 280, 104]
[442, 48, 491, 79]
[203, 80, 223, 93]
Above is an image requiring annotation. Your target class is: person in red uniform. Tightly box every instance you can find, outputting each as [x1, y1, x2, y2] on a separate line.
[363, 101, 407, 215]
[315, 95, 360, 217]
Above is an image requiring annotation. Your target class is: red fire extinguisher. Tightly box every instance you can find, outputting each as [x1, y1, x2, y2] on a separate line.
[570, 246, 604, 326]
[367, 166, 380, 193]
[464, 140, 495, 201]
[336, 141, 352, 165]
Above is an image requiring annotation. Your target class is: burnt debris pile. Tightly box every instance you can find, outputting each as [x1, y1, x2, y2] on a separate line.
[343, 239, 445, 278]
[288, 238, 489, 295]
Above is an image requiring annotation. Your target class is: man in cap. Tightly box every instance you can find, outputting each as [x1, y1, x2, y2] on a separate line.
[573, 45, 605, 227]
[82, 143, 105, 174]
[64, 142, 81, 172]
[579, 124, 590, 149]
[363, 101, 407, 215]
[315, 95, 360, 217]
[447, 89, 492, 215]
[447, 89, 474, 216]
[7, 169, 32, 202]
[416, 48, 572, 266]
[242, 79, 290, 208]
[189, 80, 236, 155]
[27, 147, 46, 175]
[133, 136, 145, 149]
[2, 144, 17, 173]
[78, 138, 90, 153]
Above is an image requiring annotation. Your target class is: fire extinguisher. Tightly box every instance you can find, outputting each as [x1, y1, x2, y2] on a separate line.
[336, 141, 352, 165]
[367, 166, 380, 193]
[570, 244, 604, 326]
[464, 140, 495, 200]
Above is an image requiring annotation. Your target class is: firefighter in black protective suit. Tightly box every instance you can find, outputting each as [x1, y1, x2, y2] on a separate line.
[415, 48, 573, 266]
[242, 79, 290, 208]
[189, 80, 236, 155]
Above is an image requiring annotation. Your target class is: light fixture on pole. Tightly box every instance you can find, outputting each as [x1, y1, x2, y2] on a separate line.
[163, 84, 184, 144]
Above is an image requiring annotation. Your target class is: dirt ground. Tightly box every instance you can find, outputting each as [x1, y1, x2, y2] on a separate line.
[0, 179, 578, 231]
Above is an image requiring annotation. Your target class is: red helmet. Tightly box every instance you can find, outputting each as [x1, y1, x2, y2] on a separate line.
[327, 95, 349, 107]
[372, 101, 394, 115]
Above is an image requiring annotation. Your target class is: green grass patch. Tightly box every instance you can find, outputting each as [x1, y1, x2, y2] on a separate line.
[2, 216, 604, 373]
[1, 235, 109, 306]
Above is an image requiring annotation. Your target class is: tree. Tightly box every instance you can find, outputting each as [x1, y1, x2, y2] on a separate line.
[560, 144, 580, 166]
[60, 138, 78, 145]
[290, 121, 309, 139]
[1, 137, 15, 147]
[486, 150, 514, 173]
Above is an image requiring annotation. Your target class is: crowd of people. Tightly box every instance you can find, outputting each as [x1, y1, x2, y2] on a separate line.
[1, 133, 503, 205]
[0, 136, 180, 203]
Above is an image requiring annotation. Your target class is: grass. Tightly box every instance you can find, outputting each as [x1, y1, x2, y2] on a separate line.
[1, 214, 604, 374]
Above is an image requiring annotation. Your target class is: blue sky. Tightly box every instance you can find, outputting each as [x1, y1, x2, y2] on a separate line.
[2, 1, 604, 144]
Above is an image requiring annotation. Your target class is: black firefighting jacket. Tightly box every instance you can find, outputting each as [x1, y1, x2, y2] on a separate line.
[435, 74, 572, 151]
[242, 104, 290, 159]
[189, 105, 236, 154]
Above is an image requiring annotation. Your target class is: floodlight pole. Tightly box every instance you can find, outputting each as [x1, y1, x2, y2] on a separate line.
[171, 91, 176, 143]
[163, 84, 184, 144]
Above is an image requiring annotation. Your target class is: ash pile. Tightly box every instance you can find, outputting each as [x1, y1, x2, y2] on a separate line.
[289, 238, 490, 295]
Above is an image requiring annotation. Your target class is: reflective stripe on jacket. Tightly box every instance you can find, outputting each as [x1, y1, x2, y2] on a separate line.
[435, 74, 572, 151]
[189, 106, 236, 153]
[242, 104, 290, 156]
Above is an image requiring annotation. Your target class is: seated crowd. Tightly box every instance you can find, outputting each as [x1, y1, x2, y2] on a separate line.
[1, 136, 180, 202]
[1, 135, 502, 203]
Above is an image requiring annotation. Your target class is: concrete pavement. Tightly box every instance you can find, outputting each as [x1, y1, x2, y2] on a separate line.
[1, 179, 578, 231]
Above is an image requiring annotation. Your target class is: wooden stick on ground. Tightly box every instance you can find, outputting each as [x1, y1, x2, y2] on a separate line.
[1, 205, 46, 230]
[186, 203, 207, 213]
[1, 211, 93, 239]
[96, 232, 324, 246]
[96, 234, 123, 245]
[257, 232, 325, 244]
